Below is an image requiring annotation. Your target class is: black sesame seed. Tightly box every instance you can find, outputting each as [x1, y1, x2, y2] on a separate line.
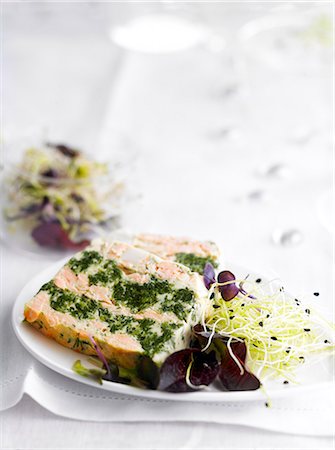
[313, 292, 319, 297]
[324, 340, 330, 344]
[259, 321, 263, 327]
[265, 402, 269, 407]
[266, 314, 270, 318]
[213, 304, 220, 309]
[304, 328, 310, 332]
[305, 309, 310, 314]
[280, 287, 284, 292]
[299, 356, 305, 360]
[283, 380, 289, 385]
[256, 278, 262, 283]
[271, 336, 278, 341]
[229, 309, 234, 313]
[229, 316, 235, 320]
[241, 303, 245, 307]
[210, 293, 215, 300]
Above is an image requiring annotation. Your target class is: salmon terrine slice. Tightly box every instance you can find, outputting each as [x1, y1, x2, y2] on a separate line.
[24, 240, 209, 369]
[106, 232, 220, 274]
[132, 233, 220, 274]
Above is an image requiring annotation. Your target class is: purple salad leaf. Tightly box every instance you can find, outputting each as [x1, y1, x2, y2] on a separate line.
[159, 348, 219, 393]
[23, 196, 49, 213]
[203, 262, 216, 290]
[217, 271, 240, 301]
[190, 324, 229, 350]
[41, 168, 59, 178]
[89, 336, 112, 380]
[159, 349, 196, 393]
[230, 341, 247, 363]
[70, 192, 84, 203]
[7, 197, 49, 221]
[192, 325, 259, 391]
[218, 271, 256, 301]
[239, 287, 256, 299]
[31, 222, 90, 250]
[88, 336, 130, 384]
[218, 342, 261, 391]
[188, 350, 219, 387]
[46, 142, 80, 158]
[136, 355, 160, 390]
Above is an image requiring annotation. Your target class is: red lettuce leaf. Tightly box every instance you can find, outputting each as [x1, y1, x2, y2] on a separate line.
[203, 262, 216, 290]
[191, 325, 260, 392]
[41, 168, 59, 178]
[31, 222, 90, 250]
[230, 341, 247, 363]
[136, 355, 160, 390]
[218, 270, 240, 301]
[191, 324, 229, 350]
[219, 342, 260, 391]
[89, 336, 112, 380]
[188, 350, 219, 387]
[159, 348, 219, 393]
[46, 142, 80, 158]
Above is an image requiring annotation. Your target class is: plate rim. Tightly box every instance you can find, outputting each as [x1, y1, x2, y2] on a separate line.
[12, 256, 334, 403]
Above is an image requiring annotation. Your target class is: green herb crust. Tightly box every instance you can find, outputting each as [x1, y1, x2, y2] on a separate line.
[68, 251, 103, 274]
[160, 288, 194, 321]
[41, 281, 99, 320]
[41, 281, 182, 357]
[88, 259, 122, 286]
[64, 251, 196, 319]
[175, 252, 218, 274]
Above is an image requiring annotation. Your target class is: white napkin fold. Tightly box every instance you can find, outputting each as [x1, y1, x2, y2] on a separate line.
[2, 361, 334, 437]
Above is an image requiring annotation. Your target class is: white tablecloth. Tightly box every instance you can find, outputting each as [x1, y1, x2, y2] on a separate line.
[1, 2, 334, 448]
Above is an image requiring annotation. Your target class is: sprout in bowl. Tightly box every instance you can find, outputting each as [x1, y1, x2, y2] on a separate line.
[2, 142, 126, 254]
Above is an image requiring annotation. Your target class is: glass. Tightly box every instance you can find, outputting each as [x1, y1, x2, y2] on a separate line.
[108, 3, 211, 53]
[238, 7, 332, 145]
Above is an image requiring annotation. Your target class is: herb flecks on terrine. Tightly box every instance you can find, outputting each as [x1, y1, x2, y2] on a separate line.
[24, 240, 209, 368]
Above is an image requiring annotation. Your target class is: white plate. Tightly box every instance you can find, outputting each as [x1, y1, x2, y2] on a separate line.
[12, 258, 334, 402]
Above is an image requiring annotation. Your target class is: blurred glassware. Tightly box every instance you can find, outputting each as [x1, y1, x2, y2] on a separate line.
[110, 14, 208, 53]
[0, 136, 134, 257]
[272, 228, 304, 247]
[108, 2, 219, 53]
[238, 8, 333, 146]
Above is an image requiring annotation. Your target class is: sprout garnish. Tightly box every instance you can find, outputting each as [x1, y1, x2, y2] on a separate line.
[204, 267, 335, 383]
[4, 145, 122, 250]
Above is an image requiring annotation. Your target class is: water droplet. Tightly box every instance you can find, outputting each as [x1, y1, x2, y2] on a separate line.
[218, 85, 239, 98]
[257, 163, 289, 179]
[247, 190, 269, 202]
[272, 229, 304, 247]
[206, 127, 239, 141]
[209, 82, 240, 100]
